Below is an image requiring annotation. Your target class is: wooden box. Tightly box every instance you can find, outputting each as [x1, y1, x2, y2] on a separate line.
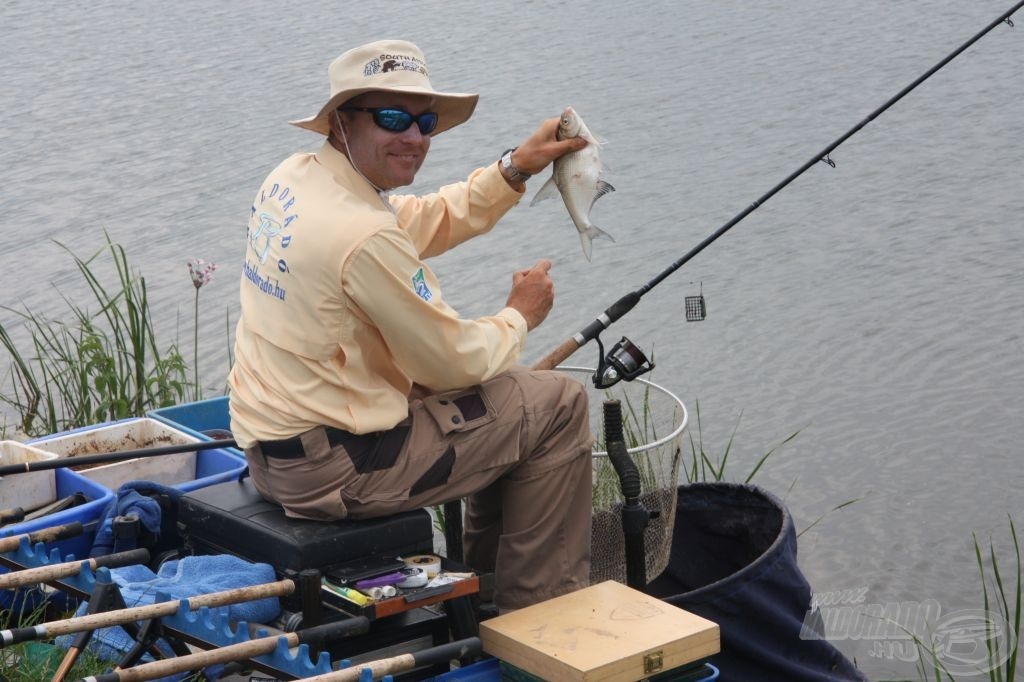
[480, 581, 719, 682]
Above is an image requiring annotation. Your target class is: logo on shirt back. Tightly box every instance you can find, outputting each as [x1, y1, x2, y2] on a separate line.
[411, 268, 432, 302]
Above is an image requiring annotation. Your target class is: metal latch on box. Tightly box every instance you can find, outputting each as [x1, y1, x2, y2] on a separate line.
[644, 650, 664, 674]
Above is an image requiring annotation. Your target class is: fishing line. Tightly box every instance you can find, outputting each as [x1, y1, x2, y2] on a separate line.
[533, 0, 1023, 375]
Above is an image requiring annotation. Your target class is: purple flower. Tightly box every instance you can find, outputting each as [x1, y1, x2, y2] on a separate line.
[187, 259, 217, 289]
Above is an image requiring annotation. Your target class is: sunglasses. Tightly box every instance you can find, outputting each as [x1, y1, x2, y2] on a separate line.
[341, 107, 439, 135]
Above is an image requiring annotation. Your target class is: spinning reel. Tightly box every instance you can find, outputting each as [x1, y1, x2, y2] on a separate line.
[592, 335, 654, 389]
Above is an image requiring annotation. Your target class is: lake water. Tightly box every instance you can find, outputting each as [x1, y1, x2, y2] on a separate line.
[2, 1, 1022, 677]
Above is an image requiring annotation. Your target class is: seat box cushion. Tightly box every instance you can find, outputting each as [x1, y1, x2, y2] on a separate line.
[178, 479, 434, 573]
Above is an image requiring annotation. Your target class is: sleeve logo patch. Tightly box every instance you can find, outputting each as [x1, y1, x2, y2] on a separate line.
[412, 267, 433, 302]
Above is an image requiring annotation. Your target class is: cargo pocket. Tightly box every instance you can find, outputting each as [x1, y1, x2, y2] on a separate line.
[422, 388, 496, 435]
[422, 385, 522, 485]
[336, 424, 416, 517]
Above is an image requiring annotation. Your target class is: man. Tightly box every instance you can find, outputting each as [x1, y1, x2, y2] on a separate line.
[227, 39, 593, 610]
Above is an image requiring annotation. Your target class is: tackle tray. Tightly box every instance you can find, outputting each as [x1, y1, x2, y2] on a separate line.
[321, 556, 480, 621]
[177, 478, 434, 574]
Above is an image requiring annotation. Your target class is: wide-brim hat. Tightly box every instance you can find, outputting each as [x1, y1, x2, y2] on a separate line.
[290, 39, 478, 136]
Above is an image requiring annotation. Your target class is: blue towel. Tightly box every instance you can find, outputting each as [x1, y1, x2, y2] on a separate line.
[90, 481, 180, 557]
[114, 554, 279, 623]
[57, 555, 280, 678]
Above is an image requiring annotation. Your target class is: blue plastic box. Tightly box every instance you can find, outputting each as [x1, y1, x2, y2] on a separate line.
[148, 393, 245, 462]
[28, 417, 245, 494]
[148, 396, 242, 456]
[0, 471, 109, 611]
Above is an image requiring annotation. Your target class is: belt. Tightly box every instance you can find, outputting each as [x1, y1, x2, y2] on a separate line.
[258, 426, 354, 459]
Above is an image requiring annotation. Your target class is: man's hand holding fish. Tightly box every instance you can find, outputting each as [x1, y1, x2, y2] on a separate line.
[497, 117, 588, 189]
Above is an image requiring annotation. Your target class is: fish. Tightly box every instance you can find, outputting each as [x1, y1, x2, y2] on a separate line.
[530, 106, 615, 261]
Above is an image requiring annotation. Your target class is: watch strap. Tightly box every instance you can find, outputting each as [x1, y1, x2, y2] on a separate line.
[500, 147, 532, 183]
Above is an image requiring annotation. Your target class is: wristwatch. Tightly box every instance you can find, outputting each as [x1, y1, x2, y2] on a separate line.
[500, 147, 532, 183]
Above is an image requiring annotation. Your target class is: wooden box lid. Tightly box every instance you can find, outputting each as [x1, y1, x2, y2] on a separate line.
[480, 581, 719, 682]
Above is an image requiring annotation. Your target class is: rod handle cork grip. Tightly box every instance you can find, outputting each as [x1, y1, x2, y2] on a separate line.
[532, 337, 581, 371]
[0, 548, 151, 591]
[0, 521, 84, 554]
[78, 617, 373, 682]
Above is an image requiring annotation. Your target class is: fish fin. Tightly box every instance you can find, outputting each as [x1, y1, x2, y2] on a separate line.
[579, 230, 594, 262]
[579, 224, 615, 260]
[588, 180, 616, 211]
[530, 176, 559, 206]
[586, 224, 616, 244]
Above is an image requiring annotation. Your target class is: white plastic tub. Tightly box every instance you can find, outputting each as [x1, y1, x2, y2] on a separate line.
[31, 418, 200, 490]
[0, 441, 59, 512]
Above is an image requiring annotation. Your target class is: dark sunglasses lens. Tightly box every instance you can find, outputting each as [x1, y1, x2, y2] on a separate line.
[373, 109, 414, 132]
[416, 112, 438, 134]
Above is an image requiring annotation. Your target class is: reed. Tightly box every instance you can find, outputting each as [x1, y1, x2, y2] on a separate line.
[0, 594, 107, 681]
[874, 517, 1019, 682]
[0, 233, 189, 437]
[971, 516, 1019, 682]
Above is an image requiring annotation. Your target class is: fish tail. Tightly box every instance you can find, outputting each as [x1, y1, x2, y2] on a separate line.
[579, 230, 594, 262]
[586, 224, 616, 243]
[578, 225, 615, 261]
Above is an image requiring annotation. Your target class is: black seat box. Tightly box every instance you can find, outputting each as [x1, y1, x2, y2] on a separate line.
[178, 479, 434, 574]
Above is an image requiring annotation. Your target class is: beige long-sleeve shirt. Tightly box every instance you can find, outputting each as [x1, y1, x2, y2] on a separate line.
[228, 141, 527, 447]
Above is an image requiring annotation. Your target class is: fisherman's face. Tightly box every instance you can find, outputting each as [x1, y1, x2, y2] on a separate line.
[332, 92, 435, 190]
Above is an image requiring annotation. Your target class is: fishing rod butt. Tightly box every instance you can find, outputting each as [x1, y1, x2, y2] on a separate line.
[533, 338, 581, 371]
[298, 616, 372, 644]
[412, 636, 482, 667]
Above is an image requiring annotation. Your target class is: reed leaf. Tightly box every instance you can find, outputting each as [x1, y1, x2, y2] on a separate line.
[0, 232, 189, 437]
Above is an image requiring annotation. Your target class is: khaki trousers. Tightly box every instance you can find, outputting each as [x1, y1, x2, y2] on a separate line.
[245, 366, 593, 609]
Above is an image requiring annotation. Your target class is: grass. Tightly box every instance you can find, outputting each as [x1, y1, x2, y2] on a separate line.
[875, 517, 1020, 682]
[682, 399, 859, 537]
[0, 233, 190, 438]
[682, 399, 798, 484]
[0, 593, 110, 681]
[971, 516, 1019, 681]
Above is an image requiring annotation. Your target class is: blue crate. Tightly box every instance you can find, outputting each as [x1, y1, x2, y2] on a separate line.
[0, 489, 104, 612]
[431, 658, 499, 681]
[148, 396, 241, 455]
[28, 417, 245, 495]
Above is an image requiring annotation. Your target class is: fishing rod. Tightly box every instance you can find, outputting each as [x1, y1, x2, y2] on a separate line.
[533, 0, 1024, 379]
[290, 637, 482, 682]
[0, 438, 237, 477]
[0, 520, 84, 554]
[0, 547, 149, 591]
[0, 578, 294, 648]
[76, 618, 371, 682]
